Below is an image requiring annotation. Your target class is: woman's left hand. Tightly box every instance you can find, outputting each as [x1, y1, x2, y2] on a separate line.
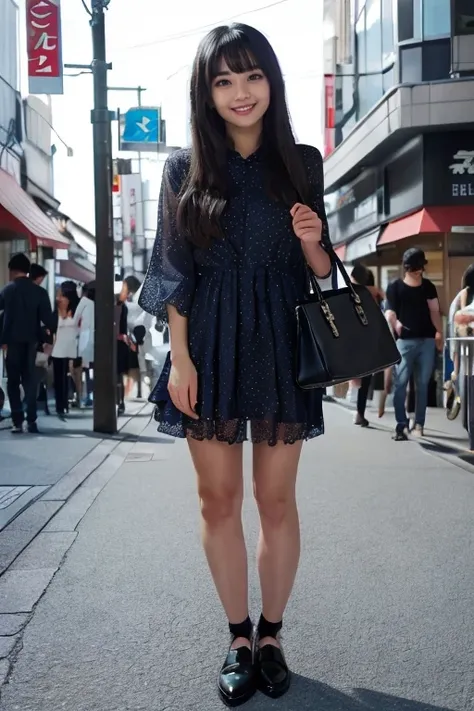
[290, 203, 322, 244]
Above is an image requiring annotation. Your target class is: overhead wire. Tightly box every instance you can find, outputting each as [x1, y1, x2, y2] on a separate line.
[112, 0, 291, 52]
[80, 0, 92, 16]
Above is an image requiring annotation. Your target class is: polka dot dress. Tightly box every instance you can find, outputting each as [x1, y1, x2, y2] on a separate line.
[139, 144, 330, 446]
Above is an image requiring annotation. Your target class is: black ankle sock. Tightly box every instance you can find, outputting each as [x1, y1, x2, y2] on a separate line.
[257, 614, 282, 639]
[228, 616, 253, 641]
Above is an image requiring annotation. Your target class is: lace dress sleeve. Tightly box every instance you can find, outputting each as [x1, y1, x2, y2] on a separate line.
[138, 150, 195, 324]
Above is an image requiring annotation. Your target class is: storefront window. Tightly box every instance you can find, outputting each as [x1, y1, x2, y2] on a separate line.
[423, 0, 451, 37]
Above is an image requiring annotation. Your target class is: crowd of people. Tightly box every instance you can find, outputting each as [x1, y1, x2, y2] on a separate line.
[0, 251, 164, 433]
[349, 249, 474, 441]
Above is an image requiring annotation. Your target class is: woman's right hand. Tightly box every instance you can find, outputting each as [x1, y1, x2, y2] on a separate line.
[168, 354, 199, 419]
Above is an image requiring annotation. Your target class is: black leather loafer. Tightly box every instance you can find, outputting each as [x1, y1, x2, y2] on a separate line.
[257, 642, 291, 698]
[218, 643, 257, 707]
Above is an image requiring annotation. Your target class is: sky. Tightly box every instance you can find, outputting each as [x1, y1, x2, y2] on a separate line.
[21, 0, 325, 234]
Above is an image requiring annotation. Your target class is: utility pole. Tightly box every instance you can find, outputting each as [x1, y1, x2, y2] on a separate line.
[90, 0, 117, 434]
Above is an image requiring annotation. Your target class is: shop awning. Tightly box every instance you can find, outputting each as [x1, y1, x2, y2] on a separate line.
[378, 206, 474, 247]
[0, 169, 69, 249]
[345, 227, 381, 262]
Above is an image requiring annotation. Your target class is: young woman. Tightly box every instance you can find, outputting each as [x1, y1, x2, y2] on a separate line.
[52, 282, 79, 420]
[74, 282, 95, 406]
[140, 24, 332, 706]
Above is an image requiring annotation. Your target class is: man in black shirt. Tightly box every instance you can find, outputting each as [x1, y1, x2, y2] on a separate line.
[385, 248, 442, 441]
[0, 253, 54, 434]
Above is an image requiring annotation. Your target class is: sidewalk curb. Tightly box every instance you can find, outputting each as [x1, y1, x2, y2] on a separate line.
[0, 402, 154, 694]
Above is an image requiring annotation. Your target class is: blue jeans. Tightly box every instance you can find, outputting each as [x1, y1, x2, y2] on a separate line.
[393, 338, 436, 429]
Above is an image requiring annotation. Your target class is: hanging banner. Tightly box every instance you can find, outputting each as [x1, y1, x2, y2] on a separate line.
[26, 0, 64, 95]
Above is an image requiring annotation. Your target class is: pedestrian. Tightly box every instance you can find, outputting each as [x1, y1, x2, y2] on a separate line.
[350, 264, 385, 426]
[0, 252, 54, 434]
[115, 294, 129, 416]
[29, 264, 51, 414]
[74, 281, 95, 407]
[120, 275, 142, 398]
[385, 248, 443, 441]
[29, 263, 48, 286]
[139, 24, 332, 705]
[51, 282, 80, 420]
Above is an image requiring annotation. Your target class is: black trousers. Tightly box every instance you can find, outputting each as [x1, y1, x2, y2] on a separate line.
[357, 375, 372, 417]
[52, 357, 70, 414]
[5, 342, 38, 426]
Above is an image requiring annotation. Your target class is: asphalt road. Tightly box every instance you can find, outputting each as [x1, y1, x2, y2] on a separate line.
[1, 404, 474, 711]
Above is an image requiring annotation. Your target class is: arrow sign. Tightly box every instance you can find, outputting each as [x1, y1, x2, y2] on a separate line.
[121, 107, 161, 151]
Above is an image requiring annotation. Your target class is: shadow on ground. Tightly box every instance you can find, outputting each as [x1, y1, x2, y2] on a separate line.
[249, 676, 456, 711]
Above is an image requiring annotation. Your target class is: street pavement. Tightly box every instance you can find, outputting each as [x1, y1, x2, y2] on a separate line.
[1, 404, 474, 710]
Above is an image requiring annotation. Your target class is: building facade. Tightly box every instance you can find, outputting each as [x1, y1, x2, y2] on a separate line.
[323, 0, 474, 313]
[0, 0, 25, 284]
[0, 0, 69, 290]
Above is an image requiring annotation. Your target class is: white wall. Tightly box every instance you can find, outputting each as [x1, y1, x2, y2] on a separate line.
[23, 96, 54, 199]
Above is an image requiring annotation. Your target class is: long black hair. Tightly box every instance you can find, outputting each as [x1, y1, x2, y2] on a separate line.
[177, 23, 311, 247]
[60, 280, 80, 316]
[462, 264, 474, 293]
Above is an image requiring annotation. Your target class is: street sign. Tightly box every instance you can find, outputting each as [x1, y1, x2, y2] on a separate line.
[120, 107, 161, 152]
[26, 0, 64, 95]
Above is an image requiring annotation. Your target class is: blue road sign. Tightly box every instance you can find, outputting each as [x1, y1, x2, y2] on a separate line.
[121, 107, 161, 145]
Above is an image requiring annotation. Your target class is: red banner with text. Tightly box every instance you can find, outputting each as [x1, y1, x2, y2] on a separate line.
[26, 0, 63, 95]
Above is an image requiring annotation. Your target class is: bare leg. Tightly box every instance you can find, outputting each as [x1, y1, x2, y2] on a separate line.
[188, 436, 249, 649]
[253, 439, 303, 648]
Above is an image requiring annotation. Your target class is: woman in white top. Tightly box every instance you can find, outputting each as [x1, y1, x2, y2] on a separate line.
[74, 285, 95, 367]
[52, 282, 79, 418]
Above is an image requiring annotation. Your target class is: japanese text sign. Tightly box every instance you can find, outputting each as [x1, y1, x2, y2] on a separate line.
[26, 0, 63, 95]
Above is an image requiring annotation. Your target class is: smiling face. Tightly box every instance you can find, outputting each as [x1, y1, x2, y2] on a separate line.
[210, 58, 270, 132]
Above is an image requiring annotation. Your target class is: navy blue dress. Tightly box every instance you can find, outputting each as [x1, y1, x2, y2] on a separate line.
[139, 144, 331, 446]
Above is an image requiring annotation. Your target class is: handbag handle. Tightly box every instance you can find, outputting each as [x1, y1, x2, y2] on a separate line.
[305, 246, 369, 331]
[306, 246, 360, 302]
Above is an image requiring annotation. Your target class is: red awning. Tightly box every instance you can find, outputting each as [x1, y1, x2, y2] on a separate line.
[378, 206, 474, 247]
[0, 169, 69, 249]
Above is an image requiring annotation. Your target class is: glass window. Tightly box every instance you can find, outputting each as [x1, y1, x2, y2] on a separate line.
[422, 39, 451, 79]
[356, 9, 367, 73]
[358, 74, 384, 118]
[423, 0, 451, 37]
[383, 66, 396, 93]
[366, 0, 382, 71]
[401, 46, 422, 82]
[413, 0, 422, 38]
[398, 0, 414, 40]
[382, 0, 395, 63]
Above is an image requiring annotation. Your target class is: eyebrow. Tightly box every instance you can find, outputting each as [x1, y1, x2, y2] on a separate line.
[213, 66, 261, 79]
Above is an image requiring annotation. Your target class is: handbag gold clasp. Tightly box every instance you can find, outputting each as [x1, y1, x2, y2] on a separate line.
[321, 301, 339, 337]
[355, 303, 368, 325]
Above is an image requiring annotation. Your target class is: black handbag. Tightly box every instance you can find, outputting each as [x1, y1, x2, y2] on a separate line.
[296, 254, 401, 389]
